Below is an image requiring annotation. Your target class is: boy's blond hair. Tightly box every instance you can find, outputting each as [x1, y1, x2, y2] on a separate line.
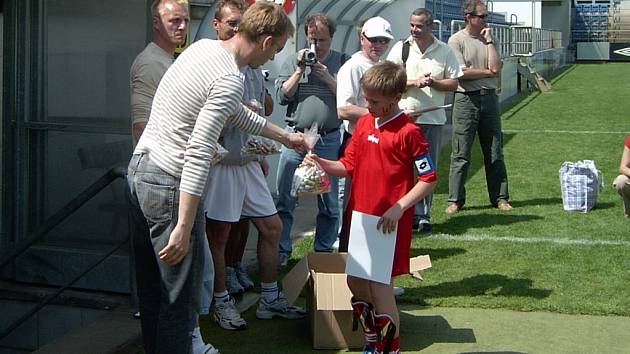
[238, 1, 295, 43]
[360, 61, 407, 97]
[151, 0, 189, 17]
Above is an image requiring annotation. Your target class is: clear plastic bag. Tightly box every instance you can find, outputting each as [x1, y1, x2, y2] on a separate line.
[290, 160, 331, 197]
[303, 122, 321, 152]
[290, 122, 331, 196]
[241, 136, 281, 156]
[210, 143, 229, 165]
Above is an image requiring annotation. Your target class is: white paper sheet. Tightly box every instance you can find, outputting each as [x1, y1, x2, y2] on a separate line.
[345, 210, 397, 285]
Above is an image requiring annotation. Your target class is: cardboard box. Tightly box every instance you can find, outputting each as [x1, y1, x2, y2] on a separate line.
[282, 252, 432, 349]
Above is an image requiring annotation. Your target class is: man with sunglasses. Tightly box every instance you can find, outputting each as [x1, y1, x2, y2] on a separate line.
[446, 0, 512, 214]
[336, 16, 393, 252]
[387, 8, 462, 233]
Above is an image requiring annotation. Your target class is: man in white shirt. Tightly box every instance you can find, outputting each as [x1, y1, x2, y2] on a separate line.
[387, 8, 462, 233]
[336, 16, 393, 251]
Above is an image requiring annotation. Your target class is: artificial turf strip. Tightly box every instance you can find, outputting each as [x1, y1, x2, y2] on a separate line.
[291, 63, 630, 317]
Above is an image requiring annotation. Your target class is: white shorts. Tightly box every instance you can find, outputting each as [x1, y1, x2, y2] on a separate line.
[203, 161, 277, 222]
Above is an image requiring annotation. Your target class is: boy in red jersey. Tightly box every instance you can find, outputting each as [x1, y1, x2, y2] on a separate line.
[308, 60, 437, 354]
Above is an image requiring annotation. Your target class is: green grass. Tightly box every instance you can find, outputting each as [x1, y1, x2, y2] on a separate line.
[298, 63, 630, 316]
[200, 64, 630, 353]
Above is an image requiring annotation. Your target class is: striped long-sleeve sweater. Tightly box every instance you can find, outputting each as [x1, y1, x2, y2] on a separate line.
[135, 39, 267, 196]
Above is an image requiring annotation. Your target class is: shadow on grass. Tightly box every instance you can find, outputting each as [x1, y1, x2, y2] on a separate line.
[406, 274, 552, 301]
[593, 202, 616, 210]
[435, 213, 543, 235]
[399, 312, 476, 352]
[410, 247, 467, 261]
[460, 352, 527, 354]
[463, 197, 562, 209]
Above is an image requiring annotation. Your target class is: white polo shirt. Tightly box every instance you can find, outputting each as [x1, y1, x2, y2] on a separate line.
[336, 51, 376, 134]
[387, 36, 462, 125]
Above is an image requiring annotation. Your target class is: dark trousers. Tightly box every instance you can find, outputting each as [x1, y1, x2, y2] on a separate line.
[448, 92, 509, 207]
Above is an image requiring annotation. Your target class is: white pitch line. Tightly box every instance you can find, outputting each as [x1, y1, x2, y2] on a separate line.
[503, 129, 630, 135]
[429, 233, 630, 246]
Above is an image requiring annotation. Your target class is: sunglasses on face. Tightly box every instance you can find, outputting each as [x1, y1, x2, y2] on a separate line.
[363, 35, 390, 45]
[469, 13, 488, 19]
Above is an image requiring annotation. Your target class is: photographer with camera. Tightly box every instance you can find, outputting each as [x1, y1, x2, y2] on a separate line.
[275, 13, 349, 268]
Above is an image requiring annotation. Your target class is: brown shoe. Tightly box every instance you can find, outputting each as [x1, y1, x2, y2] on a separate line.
[497, 202, 513, 211]
[445, 203, 461, 215]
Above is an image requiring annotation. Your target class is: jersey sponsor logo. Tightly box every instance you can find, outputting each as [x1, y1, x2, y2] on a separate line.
[414, 154, 435, 176]
[367, 134, 379, 144]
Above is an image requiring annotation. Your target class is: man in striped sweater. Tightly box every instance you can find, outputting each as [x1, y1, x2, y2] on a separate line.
[127, 2, 301, 353]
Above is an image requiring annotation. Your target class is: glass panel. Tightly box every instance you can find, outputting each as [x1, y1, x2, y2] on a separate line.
[31, 130, 132, 250]
[44, 0, 147, 127]
[1, 13, 4, 226]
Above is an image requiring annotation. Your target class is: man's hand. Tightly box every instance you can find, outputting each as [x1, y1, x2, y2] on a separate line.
[158, 225, 191, 266]
[481, 27, 493, 43]
[311, 62, 332, 80]
[260, 158, 270, 177]
[243, 99, 260, 113]
[296, 49, 308, 69]
[283, 131, 306, 151]
[414, 72, 433, 88]
[377, 204, 403, 234]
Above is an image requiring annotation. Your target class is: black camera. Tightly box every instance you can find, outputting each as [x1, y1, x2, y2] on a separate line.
[303, 41, 317, 66]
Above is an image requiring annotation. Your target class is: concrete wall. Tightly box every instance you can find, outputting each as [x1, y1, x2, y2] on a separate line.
[577, 42, 611, 60]
[541, 0, 572, 48]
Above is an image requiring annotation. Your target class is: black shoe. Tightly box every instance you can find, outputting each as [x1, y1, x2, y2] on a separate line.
[418, 221, 432, 234]
[412, 217, 421, 230]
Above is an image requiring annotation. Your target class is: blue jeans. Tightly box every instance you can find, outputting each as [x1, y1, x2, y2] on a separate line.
[415, 124, 443, 223]
[276, 128, 340, 255]
[127, 153, 205, 354]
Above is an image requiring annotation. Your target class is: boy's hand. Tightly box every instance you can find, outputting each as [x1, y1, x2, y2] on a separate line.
[303, 152, 319, 165]
[377, 204, 403, 234]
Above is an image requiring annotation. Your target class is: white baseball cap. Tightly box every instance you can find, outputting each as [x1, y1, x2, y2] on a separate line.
[361, 16, 394, 40]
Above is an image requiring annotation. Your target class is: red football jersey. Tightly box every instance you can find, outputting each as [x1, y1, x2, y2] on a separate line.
[340, 112, 437, 276]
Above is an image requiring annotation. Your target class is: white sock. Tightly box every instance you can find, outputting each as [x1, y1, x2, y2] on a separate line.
[213, 290, 230, 303]
[261, 281, 279, 302]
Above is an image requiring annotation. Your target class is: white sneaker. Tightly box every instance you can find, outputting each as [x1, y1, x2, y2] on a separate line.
[256, 292, 307, 320]
[203, 344, 220, 354]
[213, 297, 247, 330]
[225, 266, 245, 295]
[393, 287, 405, 297]
[332, 239, 340, 252]
[235, 264, 254, 291]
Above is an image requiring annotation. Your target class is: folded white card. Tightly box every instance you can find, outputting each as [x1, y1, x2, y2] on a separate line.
[345, 210, 397, 285]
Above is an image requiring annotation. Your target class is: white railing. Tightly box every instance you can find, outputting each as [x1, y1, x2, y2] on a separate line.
[450, 20, 562, 57]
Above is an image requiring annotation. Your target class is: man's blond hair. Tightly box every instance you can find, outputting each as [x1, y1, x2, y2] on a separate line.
[360, 61, 407, 97]
[237, 1, 295, 43]
[151, 0, 189, 17]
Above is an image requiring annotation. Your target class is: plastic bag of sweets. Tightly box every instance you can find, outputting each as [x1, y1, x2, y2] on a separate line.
[241, 136, 281, 156]
[290, 160, 331, 197]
